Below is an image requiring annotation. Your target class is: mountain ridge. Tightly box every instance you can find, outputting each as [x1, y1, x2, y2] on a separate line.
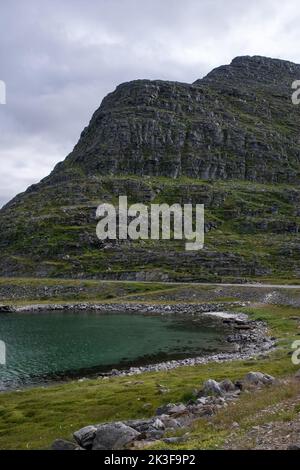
[40, 55, 300, 186]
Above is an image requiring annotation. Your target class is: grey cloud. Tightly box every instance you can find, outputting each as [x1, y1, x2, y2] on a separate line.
[0, 0, 300, 206]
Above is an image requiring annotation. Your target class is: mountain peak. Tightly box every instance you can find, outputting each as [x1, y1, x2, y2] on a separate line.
[197, 55, 300, 88]
[231, 55, 295, 66]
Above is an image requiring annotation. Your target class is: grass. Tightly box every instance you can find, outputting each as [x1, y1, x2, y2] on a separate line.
[2, 277, 300, 307]
[1, 177, 300, 281]
[0, 303, 299, 449]
[151, 379, 300, 450]
[0, 278, 177, 304]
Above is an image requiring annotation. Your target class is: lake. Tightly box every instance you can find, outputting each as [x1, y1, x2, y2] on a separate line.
[0, 310, 234, 390]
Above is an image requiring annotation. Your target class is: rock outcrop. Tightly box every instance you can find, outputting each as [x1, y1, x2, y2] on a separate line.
[47, 55, 300, 184]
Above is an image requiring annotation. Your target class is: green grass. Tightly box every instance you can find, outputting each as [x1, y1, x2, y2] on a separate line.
[150, 379, 300, 450]
[0, 278, 176, 304]
[1, 177, 300, 281]
[0, 303, 299, 449]
[2, 277, 300, 305]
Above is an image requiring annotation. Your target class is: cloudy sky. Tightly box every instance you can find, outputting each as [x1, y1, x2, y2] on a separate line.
[0, 0, 300, 207]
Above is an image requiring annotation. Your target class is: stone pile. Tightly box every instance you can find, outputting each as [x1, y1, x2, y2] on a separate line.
[51, 371, 276, 450]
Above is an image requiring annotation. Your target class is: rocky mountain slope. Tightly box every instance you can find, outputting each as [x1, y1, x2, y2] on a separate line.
[0, 55, 300, 280]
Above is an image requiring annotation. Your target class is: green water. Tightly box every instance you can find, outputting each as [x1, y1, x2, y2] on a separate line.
[0, 311, 233, 390]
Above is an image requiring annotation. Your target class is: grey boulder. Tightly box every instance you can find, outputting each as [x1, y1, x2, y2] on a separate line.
[124, 417, 165, 440]
[92, 422, 140, 450]
[159, 414, 181, 429]
[244, 371, 275, 386]
[73, 425, 98, 449]
[201, 379, 223, 396]
[219, 379, 236, 393]
[51, 439, 80, 451]
[156, 403, 187, 416]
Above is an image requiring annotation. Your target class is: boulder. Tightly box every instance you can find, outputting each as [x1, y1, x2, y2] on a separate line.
[195, 397, 207, 405]
[158, 414, 181, 429]
[123, 418, 165, 440]
[243, 371, 275, 386]
[219, 379, 236, 393]
[152, 418, 165, 430]
[92, 422, 140, 450]
[197, 404, 217, 417]
[201, 379, 223, 396]
[51, 439, 80, 451]
[156, 403, 187, 416]
[124, 419, 153, 433]
[73, 425, 98, 449]
[0, 305, 15, 313]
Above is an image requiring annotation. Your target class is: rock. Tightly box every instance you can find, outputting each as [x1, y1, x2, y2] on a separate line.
[92, 422, 140, 450]
[231, 422, 240, 429]
[243, 371, 275, 386]
[51, 439, 80, 450]
[201, 379, 223, 396]
[124, 417, 166, 439]
[158, 414, 181, 429]
[152, 418, 165, 430]
[287, 444, 300, 450]
[73, 425, 98, 449]
[219, 379, 236, 393]
[0, 305, 15, 313]
[235, 380, 244, 390]
[197, 404, 217, 417]
[156, 403, 187, 416]
[124, 419, 154, 433]
[144, 429, 164, 440]
[196, 397, 207, 405]
[168, 404, 188, 416]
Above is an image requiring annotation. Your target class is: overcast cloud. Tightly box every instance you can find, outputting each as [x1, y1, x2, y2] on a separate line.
[1, 0, 300, 206]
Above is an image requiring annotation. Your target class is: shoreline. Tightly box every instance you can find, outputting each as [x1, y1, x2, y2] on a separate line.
[0, 301, 276, 391]
[1, 300, 249, 314]
[97, 316, 275, 379]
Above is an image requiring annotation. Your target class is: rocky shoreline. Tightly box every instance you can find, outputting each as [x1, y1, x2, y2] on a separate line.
[0, 301, 275, 380]
[52, 371, 279, 450]
[1, 300, 248, 314]
[97, 318, 275, 378]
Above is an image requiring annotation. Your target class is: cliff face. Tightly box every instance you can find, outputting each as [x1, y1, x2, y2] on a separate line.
[0, 56, 300, 281]
[49, 55, 300, 184]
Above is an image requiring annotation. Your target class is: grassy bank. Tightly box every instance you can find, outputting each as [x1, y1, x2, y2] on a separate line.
[0, 304, 299, 450]
[1, 277, 300, 306]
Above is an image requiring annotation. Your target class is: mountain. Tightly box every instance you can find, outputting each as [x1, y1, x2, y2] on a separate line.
[0, 55, 300, 281]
